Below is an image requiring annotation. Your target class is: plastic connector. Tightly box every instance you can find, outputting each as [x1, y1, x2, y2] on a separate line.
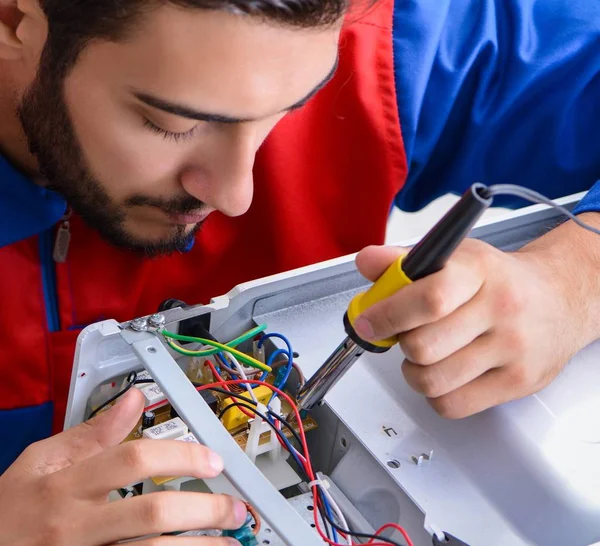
[223, 525, 258, 546]
[220, 385, 273, 431]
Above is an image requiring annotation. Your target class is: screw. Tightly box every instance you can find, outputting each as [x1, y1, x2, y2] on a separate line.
[130, 317, 148, 332]
[148, 313, 166, 329]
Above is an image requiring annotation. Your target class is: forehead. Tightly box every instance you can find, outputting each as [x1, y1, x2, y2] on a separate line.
[70, 6, 341, 118]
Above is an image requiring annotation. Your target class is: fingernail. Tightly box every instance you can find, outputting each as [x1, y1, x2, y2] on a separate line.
[232, 499, 247, 526]
[208, 451, 224, 474]
[354, 316, 375, 341]
[227, 539, 241, 546]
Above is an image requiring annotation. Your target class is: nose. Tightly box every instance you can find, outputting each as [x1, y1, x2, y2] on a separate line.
[180, 124, 258, 217]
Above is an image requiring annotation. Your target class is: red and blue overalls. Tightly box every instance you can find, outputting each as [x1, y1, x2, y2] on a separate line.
[1, 0, 599, 473]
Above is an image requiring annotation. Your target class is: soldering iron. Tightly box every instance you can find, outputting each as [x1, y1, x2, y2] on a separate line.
[296, 180, 600, 410]
[296, 182, 495, 411]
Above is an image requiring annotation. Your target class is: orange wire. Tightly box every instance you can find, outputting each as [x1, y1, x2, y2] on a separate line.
[245, 502, 261, 535]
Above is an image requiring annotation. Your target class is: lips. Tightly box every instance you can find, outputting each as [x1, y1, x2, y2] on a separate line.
[167, 210, 212, 224]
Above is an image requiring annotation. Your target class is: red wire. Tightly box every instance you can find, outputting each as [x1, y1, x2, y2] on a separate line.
[369, 524, 414, 546]
[144, 377, 412, 546]
[203, 360, 254, 418]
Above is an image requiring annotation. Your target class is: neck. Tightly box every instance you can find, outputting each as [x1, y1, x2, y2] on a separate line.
[0, 61, 39, 178]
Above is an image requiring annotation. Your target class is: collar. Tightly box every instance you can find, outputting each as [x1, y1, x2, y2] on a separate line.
[0, 154, 67, 247]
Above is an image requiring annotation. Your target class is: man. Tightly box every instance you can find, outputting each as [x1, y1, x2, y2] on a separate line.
[0, 0, 598, 542]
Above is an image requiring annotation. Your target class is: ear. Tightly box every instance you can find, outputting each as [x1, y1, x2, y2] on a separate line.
[0, 0, 46, 62]
[0, 3, 24, 59]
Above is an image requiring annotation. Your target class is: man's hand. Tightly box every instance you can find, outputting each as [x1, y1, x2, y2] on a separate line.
[355, 216, 600, 418]
[0, 388, 245, 545]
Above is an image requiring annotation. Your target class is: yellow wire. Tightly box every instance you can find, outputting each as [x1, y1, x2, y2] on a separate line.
[165, 338, 272, 373]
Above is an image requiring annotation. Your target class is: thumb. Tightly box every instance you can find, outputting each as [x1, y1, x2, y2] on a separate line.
[24, 387, 146, 475]
[355, 245, 410, 282]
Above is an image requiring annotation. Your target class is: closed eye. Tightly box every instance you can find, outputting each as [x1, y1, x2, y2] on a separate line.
[143, 118, 199, 142]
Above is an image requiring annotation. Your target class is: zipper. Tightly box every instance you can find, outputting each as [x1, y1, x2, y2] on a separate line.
[39, 228, 60, 333]
[52, 209, 72, 263]
[39, 209, 71, 333]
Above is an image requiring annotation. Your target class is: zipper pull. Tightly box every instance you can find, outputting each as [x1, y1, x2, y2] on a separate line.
[53, 209, 72, 263]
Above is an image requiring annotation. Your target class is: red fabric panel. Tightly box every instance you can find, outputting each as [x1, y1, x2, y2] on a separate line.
[5, 0, 408, 432]
[0, 239, 51, 408]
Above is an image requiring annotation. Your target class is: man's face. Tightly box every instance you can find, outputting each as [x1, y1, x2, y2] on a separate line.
[18, 6, 340, 254]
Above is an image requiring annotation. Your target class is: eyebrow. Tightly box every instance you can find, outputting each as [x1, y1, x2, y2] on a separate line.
[132, 57, 339, 124]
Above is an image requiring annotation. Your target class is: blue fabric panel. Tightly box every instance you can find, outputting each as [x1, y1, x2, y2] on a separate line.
[391, 0, 600, 211]
[573, 181, 600, 215]
[0, 402, 54, 475]
[0, 154, 66, 247]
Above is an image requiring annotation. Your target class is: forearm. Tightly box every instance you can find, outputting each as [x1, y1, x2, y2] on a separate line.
[518, 212, 600, 348]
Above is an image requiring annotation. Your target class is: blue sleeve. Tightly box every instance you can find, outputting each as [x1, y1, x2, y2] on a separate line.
[573, 182, 600, 215]
[391, 0, 600, 212]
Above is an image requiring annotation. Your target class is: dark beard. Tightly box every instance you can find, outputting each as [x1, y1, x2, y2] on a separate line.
[17, 53, 202, 257]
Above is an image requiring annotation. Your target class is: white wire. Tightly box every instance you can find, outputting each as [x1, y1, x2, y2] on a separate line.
[223, 351, 259, 404]
[318, 483, 353, 545]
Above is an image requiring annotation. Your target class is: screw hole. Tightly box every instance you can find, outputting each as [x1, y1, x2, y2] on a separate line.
[147, 347, 157, 354]
[311, 523, 316, 528]
[262, 541, 271, 545]
[340, 437, 348, 448]
[264, 528, 272, 534]
[307, 504, 314, 511]
[387, 459, 401, 469]
[79, 372, 86, 378]
[293, 351, 300, 358]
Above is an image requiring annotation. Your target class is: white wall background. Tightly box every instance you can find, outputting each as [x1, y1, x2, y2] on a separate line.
[385, 194, 509, 244]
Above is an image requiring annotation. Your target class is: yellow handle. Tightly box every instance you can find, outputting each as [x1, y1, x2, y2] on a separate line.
[347, 256, 412, 348]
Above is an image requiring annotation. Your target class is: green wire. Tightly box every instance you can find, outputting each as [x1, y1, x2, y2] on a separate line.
[164, 323, 266, 357]
[161, 324, 271, 372]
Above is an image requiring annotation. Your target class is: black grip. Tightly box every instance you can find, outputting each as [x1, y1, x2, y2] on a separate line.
[402, 183, 492, 281]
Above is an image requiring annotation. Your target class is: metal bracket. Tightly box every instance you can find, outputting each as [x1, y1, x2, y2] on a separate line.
[125, 331, 322, 546]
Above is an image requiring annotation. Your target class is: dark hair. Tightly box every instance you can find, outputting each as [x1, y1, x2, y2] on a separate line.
[39, 0, 347, 77]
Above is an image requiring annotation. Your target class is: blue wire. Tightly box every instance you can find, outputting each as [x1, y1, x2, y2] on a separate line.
[320, 490, 339, 542]
[265, 413, 338, 541]
[258, 333, 294, 405]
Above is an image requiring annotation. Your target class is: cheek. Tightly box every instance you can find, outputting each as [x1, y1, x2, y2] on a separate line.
[64, 79, 186, 200]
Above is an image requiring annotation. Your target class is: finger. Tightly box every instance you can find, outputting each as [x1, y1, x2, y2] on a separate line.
[355, 245, 409, 282]
[402, 333, 502, 399]
[62, 439, 224, 498]
[398, 293, 492, 365]
[108, 536, 239, 545]
[99, 491, 247, 543]
[20, 388, 145, 475]
[355, 258, 484, 341]
[427, 367, 529, 419]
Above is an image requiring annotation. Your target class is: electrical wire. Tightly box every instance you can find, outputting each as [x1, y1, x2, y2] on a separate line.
[163, 334, 271, 373]
[318, 480, 351, 545]
[202, 359, 255, 419]
[244, 502, 261, 535]
[215, 352, 240, 376]
[164, 324, 268, 358]
[92, 372, 412, 546]
[484, 183, 600, 237]
[258, 333, 294, 405]
[225, 352, 258, 404]
[88, 371, 138, 419]
[218, 400, 336, 541]
[369, 524, 415, 546]
[194, 380, 409, 546]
